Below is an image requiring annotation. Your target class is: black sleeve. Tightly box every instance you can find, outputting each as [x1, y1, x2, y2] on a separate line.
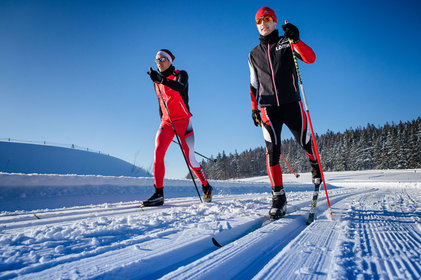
[161, 70, 188, 92]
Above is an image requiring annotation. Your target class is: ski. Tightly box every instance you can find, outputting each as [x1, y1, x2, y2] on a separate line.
[306, 182, 321, 225]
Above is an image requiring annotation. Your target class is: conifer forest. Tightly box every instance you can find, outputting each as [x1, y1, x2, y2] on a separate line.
[200, 118, 421, 180]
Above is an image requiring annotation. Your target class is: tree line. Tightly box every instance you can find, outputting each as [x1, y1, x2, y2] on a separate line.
[198, 118, 421, 180]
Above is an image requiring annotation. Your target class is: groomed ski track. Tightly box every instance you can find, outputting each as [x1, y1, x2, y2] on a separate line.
[1, 172, 420, 279]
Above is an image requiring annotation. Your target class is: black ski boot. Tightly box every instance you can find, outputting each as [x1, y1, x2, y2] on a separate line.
[202, 182, 213, 203]
[310, 161, 322, 185]
[269, 186, 287, 220]
[142, 186, 164, 207]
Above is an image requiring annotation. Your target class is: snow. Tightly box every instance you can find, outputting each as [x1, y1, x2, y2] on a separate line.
[1, 170, 420, 279]
[0, 141, 151, 177]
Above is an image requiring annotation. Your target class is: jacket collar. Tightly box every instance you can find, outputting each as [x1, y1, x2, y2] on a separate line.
[159, 65, 176, 77]
[259, 29, 279, 45]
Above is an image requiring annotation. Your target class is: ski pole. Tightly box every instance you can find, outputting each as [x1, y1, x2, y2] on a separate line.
[171, 140, 217, 162]
[285, 21, 332, 217]
[280, 153, 300, 178]
[256, 119, 299, 178]
[151, 71, 203, 203]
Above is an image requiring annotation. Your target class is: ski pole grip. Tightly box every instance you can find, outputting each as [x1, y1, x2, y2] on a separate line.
[284, 20, 294, 44]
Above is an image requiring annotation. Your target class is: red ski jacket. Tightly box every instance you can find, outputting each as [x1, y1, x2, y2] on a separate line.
[154, 67, 192, 122]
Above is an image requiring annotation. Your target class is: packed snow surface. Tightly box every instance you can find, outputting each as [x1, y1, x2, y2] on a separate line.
[0, 141, 150, 177]
[1, 169, 420, 279]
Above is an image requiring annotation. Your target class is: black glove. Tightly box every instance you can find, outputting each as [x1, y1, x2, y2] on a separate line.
[147, 67, 163, 83]
[252, 110, 261, 126]
[281, 23, 300, 43]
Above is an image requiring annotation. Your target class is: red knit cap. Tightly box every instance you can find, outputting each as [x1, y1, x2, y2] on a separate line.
[255, 7, 277, 23]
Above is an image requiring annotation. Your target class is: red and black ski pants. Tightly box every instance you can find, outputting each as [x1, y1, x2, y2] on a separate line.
[154, 118, 208, 189]
[260, 101, 316, 188]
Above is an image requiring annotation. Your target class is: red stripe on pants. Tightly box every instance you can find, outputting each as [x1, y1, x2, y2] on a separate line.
[266, 154, 283, 188]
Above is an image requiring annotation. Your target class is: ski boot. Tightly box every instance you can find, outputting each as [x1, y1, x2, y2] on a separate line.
[269, 186, 287, 220]
[142, 186, 164, 207]
[202, 183, 213, 203]
[310, 161, 322, 185]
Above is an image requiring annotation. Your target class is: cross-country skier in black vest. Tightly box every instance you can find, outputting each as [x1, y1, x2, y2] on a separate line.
[248, 7, 322, 219]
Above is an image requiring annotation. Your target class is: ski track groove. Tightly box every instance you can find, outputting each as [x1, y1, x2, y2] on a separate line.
[330, 188, 421, 280]
[1, 190, 357, 280]
[254, 220, 340, 280]
[0, 198, 200, 230]
[2, 185, 420, 279]
[0, 227, 180, 279]
[250, 188, 376, 280]
[0, 194, 274, 279]
[157, 190, 365, 280]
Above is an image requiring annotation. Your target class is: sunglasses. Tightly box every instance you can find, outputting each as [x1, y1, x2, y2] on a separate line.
[256, 16, 274, 25]
[154, 57, 168, 63]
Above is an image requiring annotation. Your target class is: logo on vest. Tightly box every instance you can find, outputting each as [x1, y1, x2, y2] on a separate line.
[276, 43, 289, 51]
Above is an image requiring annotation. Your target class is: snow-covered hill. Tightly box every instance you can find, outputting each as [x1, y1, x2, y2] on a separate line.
[0, 141, 150, 177]
[1, 170, 420, 279]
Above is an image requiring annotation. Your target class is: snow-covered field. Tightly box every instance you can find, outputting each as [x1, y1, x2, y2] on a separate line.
[1, 170, 420, 279]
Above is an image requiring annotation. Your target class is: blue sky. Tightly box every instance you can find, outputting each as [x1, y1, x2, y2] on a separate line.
[1, 0, 420, 178]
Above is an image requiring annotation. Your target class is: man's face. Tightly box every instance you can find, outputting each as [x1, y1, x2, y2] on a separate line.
[256, 16, 277, 36]
[155, 54, 171, 72]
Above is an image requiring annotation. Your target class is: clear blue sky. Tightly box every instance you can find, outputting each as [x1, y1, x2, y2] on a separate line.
[1, 0, 420, 178]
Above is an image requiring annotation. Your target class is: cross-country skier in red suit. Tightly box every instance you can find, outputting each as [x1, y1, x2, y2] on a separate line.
[248, 7, 322, 219]
[143, 49, 213, 207]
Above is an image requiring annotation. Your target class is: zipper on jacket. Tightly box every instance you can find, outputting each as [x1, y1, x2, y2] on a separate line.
[292, 74, 297, 92]
[267, 44, 280, 106]
[179, 101, 189, 116]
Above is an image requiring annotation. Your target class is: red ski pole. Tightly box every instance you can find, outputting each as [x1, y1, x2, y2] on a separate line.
[285, 21, 332, 217]
[256, 119, 299, 178]
[280, 153, 300, 178]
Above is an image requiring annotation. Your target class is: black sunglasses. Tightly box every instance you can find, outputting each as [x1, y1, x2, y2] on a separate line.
[154, 57, 167, 63]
